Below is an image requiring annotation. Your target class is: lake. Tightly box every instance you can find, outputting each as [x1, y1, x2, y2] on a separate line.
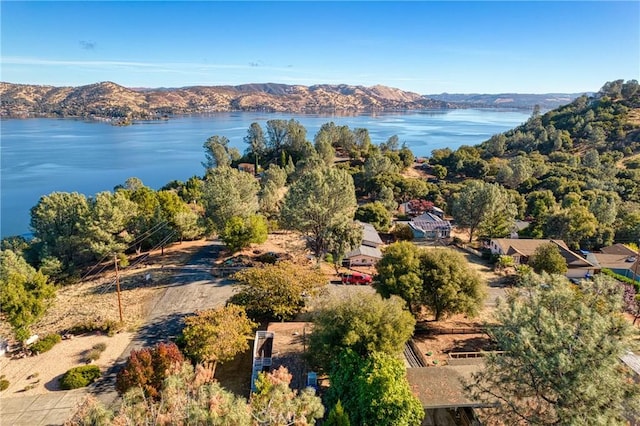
[0, 109, 529, 237]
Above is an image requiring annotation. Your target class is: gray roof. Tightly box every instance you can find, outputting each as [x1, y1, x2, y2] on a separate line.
[357, 221, 383, 247]
[345, 245, 383, 259]
[621, 351, 640, 376]
[410, 213, 452, 232]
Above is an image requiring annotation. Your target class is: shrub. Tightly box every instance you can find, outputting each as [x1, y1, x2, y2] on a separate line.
[602, 268, 640, 292]
[68, 319, 121, 336]
[85, 349, 103, 362]
[115, 342, 185, 399]
[60, 365, 101, 390]
[0, 379, 9, 391]
[93, 342, 107, 352]
[30, 333, 61, 354]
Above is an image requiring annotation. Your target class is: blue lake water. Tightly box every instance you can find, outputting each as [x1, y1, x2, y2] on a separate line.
[0, 110, 529, 237]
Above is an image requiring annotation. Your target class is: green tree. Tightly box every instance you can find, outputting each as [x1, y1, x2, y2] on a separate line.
[244, 122, 267, 163]
[325, 400, 351, 426]
[181, 305, 256, 374]
[450, 180, 516, 242]
[230, 262, 326, 321]
[251, 366, 325, 425]
[327, 350, 424, 426]
[325, 221, 363, 273]
[309, 292, 415, 370]
[376, 243, 485, 320]
[355, 202, 392, 232]
[466, 274, 640, 425]
[529, 242, 568, 275]
[202, 166, 260, 232]
[418, 248, 486, 320]
[83, 191, 137, 259]
[0, 250, 56, 341]
[374, 242, 423, 314]
[544, 206, 598, 249]
[220, 215, 268, 253]
[30, 191, 90, 275]
[203, 135, 234, 170]
[281, 166, 357, 259]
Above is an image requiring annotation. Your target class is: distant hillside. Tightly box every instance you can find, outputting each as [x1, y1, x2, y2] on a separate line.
[427, 93, 589, 110]
[479, 79, 640, 157]
[0, 81, 456, 121]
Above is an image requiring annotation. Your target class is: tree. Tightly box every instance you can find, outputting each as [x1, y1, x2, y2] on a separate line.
[73, 363, 251, 426]
[325, 221, 363, 273]
[230, 262, 326, 321]
[374, 242, 423, 314]
[325, 400, 351, 426]
[544, 206, 598, 249]
[528, 242, 568, 275]
[376, 243, 485, 320]
[30, 191, 90, 275]
[181, 305, 256, 374]
[83, 191, 137, 259]
[327, 350, 424, 426]
[281, 166, 357, 259]
[0, 250, 56, 341]
[450, 180, 517, 242]
[466, 274, 640, 425]
[251, 366, 325, 425]
[355, 202, 392, 232]
[418, 248, 486, 320]
[244, 122, 267, 163]
[202, 166, 260, 232]
[309, 292, 415, 370]
[115, 342, 185, 400]
[220, 215, 268, 253]
[203, 135, 234, 170]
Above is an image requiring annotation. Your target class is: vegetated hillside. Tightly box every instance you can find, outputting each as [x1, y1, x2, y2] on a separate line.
[0, 81, 455, 120]
[480, 79, 640, 157]
[427, 79, 640, 250]
[428, 92, 588, 110]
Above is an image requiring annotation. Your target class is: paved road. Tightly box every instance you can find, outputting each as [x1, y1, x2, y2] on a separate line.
[0, 239, 236, 425]
[92, 239, 237, 406]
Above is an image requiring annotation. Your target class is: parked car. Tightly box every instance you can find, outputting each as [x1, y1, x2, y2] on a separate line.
[341, 272, 372, 285]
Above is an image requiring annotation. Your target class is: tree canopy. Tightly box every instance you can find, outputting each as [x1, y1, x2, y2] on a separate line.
[376, 242, 486, 320]
[180, 305, 256, 373]
[308, 292, 415, 371]
[528, 242, 568, 275]
[466, 274, 640, 425]
[281, 165, 358, 259]
[230, 261, 326, 321]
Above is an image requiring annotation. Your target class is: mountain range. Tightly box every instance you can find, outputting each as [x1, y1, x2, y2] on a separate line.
[0, 81, 581, 121]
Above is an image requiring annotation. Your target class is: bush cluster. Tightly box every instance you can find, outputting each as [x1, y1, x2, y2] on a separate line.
[601, 268, 640, 292]
[30, 333, 61, 354]
[0, 378, 9, 391]
[68, 319, 120, 336]
[60, 365, 101, 390]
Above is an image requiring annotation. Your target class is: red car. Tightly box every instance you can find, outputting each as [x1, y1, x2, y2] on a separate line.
[341, 272, 372, 285]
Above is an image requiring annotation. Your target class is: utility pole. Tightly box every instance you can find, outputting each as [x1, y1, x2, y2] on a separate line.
[114, 255, 124, 323]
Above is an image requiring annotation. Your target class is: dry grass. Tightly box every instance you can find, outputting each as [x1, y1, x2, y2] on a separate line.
[0, 239, 212, 342]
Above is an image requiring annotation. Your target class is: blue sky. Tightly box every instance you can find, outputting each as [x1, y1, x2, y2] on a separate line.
[1, 1, 638, 94]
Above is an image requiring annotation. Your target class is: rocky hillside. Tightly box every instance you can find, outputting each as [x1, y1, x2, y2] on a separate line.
[0, 81, 455, 121]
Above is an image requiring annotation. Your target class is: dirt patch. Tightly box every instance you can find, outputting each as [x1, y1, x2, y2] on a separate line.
[0, 331, 134, 397]
[0, 239, 211, 400]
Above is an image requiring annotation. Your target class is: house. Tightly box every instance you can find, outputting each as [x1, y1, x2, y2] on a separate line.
[359, 221, 383, 248]
[237, 163, 256, 175]
[489, 238, 598, 279]
[344, 245, 382, 267]
[587, 244, 639, 282]
[344, 222, 383, 267]
[408, 212, 452, 240]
